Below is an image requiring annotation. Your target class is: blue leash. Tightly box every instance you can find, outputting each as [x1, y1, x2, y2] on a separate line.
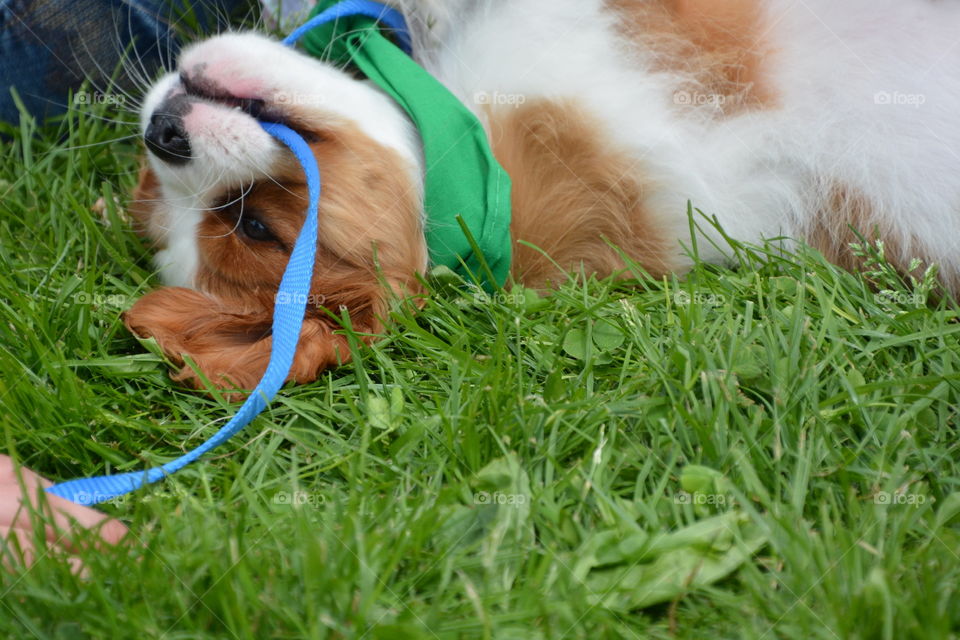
[46, 1, 408, 506]
[282, 0, 411, 52]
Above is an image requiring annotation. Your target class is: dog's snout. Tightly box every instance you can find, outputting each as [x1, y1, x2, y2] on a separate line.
[144, 112, 191, 165]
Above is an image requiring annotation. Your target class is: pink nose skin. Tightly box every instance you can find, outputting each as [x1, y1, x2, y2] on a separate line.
[181, 59, 267, 103]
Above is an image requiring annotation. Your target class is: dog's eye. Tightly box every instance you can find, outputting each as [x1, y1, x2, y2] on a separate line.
[240, 216, 276, 242]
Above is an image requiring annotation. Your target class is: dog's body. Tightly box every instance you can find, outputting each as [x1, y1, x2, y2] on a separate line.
[128, 0, 960, 391]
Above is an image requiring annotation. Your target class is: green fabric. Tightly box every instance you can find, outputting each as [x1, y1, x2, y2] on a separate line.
[300, 2, 512, 289]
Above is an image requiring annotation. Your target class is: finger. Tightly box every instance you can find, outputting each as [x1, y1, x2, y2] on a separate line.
[0, 478, 129, 550]
[0, 455, 54, 490]
[1, 525, 88, 576]
[0, 524, 38, 569]
[0, 455, 128, 549]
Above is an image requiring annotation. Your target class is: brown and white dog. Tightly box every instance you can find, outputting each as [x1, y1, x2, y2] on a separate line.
[126, 0, 960, 392]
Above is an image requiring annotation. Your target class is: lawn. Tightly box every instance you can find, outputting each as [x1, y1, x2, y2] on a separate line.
[1, 88, 959, 640]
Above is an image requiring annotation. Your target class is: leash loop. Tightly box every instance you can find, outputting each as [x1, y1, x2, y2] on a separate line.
[283, 0, 411, 52]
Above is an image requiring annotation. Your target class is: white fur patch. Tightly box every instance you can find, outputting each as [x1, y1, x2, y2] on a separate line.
[142, 0, 960, 284]
[405, 0, 960, 270]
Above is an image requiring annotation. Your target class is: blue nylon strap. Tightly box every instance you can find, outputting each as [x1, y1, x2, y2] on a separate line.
[282, 0, 411, 52]
[45, 0, 402, 506]
[46, 122, 321, 505]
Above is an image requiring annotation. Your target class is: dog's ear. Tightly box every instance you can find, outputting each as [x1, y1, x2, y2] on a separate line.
[123, 287, 359, 394]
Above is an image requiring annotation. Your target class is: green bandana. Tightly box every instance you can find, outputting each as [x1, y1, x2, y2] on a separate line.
[298, 1, 513, 289]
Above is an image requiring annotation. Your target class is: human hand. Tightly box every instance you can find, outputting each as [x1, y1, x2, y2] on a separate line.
[0, 455, 128, 571]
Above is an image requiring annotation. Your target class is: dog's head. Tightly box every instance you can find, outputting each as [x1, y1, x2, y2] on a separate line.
[127, 33, 426, 392]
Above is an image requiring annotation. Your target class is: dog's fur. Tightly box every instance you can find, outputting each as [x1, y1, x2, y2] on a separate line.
[127, 0, 960, 391]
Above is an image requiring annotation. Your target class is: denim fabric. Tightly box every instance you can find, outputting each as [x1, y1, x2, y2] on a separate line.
[0, 0, 251, 124]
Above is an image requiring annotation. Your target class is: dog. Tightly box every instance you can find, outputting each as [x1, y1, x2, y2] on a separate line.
[126, 0, 960, 392]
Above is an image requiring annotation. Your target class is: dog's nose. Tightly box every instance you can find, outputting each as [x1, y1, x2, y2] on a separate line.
[144, 112, 191, 165]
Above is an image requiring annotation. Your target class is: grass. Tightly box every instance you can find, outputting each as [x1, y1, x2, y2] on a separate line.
[1, 87, 960, 640]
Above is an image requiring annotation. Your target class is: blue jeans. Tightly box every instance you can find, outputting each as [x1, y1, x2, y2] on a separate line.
[0, 0, 251, 124]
